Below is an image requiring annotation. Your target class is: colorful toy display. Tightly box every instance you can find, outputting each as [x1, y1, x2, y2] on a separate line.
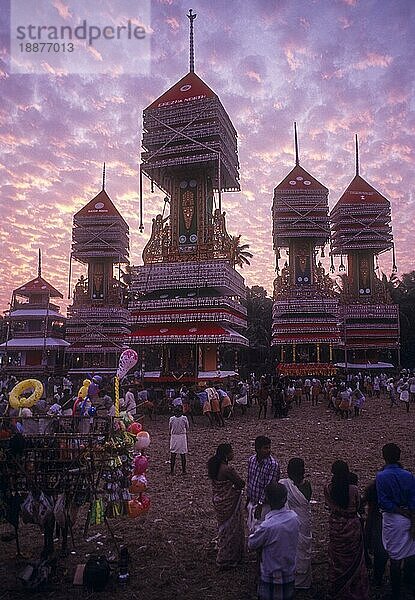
[77, 379, 91, 400]
[9, 379, 44, 410]
[128, 428, 151, 518]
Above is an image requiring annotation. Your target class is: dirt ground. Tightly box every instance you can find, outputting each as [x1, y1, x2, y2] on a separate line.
[1, 396, 414, 600]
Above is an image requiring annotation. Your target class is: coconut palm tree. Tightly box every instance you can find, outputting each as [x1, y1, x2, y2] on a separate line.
[229, 235, 253, 268]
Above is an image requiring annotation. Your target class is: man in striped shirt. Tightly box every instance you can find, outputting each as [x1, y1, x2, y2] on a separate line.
[247, 435, 280, 532]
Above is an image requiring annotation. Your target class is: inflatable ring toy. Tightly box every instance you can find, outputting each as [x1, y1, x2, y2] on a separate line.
[9, 379, 44, 410]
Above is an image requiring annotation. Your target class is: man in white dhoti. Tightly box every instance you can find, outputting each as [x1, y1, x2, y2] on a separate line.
[169, 407, 189, 475]
[376, 443, 415, 598]
[280, 458, 312, 590]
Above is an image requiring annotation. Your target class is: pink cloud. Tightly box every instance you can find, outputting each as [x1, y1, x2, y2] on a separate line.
[0, 0, 414, 312]
[52, 0, 72, 20]
[353, 52, 393, 70]
[166, 17, 180, 30]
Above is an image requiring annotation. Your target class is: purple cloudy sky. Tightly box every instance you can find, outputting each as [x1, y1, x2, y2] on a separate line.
[1, 0, 414, 313]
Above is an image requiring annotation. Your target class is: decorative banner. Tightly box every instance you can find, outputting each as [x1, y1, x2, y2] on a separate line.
[179, 180, 197, 247]
[116, 348, 139, 380]
[277, 363, 337, 377]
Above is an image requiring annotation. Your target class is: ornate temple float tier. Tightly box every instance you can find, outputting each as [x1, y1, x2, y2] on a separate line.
[130, 261, 246, 296]
[272, 164, 330, 248]
[330, 175, 393, 255]
[142, 72, 240, 193]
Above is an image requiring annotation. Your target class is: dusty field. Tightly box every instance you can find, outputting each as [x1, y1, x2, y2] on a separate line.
[1, 396, 414, 600]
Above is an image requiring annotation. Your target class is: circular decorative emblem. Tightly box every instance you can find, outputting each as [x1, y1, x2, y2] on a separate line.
[180, 84, 192, 92]
[365, 288, 371, 294]
[304, 180, 311, 185]
[297, 277, 303, 282]
[303, 277, 309, 282]
[296, 176, 303, 181]
[359, 288, 365, 294]
[179, 235, 186, 244]
[160, 328, 169, 333]
[189, 328, 198, 333]
[289, 180, 296, 185]
[189, 234, 197, 243]
[94, 202, 105, 209]
[189, 179, 197, 188]
[180, 180, 188, 189]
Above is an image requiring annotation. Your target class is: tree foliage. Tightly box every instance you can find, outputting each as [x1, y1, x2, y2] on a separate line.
[229, 235, 253, 269]
[382, 270, 415, 366]
[243, 285, 273, 375]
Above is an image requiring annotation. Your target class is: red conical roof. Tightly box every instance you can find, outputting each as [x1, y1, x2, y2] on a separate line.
[275, 164, 328, 192]
[74, 190, 126, 223]
[334, 174, 389, 207]
[14, 276, 63, 298]
[330, 175, 392, 255]
[146, 71, 217, 110]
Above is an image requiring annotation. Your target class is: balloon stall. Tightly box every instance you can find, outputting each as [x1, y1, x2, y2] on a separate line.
[0, 370, 152, 567]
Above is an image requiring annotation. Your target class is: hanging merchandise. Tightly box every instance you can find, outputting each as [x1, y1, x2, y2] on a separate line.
[115, 349, 139, 416]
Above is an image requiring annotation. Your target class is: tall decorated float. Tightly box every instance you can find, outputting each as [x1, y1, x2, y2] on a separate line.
[65, 170, 130, 374]
[129, 10, 248, 383]
[330, 137, 399, 369]
[272, 125, 341, 377]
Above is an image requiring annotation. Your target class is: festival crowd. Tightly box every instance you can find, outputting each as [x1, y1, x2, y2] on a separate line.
[207, 437, 415, 600]
[1, 370, 415, 428]
[1, 370, 415, 599]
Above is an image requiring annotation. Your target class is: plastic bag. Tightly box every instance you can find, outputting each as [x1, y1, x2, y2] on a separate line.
[54, 493, 66, 528]
[21, 492, 54, 527]
[37, 492, 54, 528]
[21, 493, 36, 524]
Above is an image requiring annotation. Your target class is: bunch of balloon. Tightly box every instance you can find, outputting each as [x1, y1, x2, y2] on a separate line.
[72, 379, 91, 416]
[115, 349, 138, 417]
[128, 431, 151, 517]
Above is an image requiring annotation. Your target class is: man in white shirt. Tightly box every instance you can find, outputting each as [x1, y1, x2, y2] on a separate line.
[123, 386, 136, 416]
[169, 407, 189, 475]
[248, 482, 299, 600]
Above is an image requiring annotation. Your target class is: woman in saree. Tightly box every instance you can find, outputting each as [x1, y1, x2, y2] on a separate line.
[280, 458, 312, 590]
[207, 443, 245, 569]
[324, 460, 369, 600]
